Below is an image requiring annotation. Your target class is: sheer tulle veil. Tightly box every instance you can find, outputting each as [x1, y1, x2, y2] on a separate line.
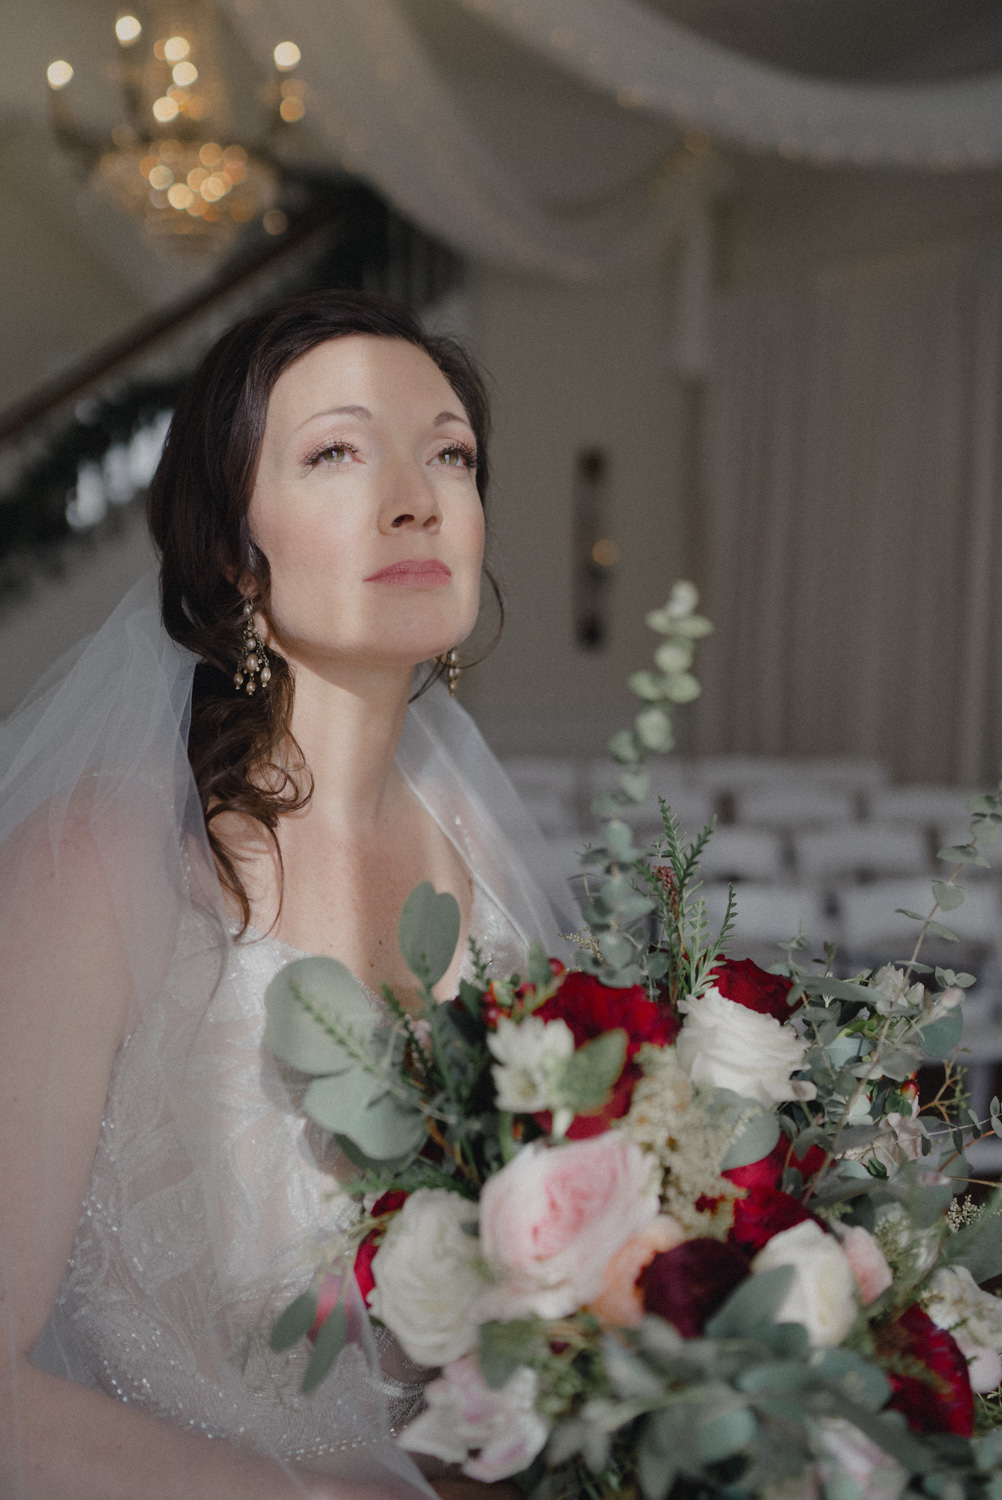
[0, 569, 566, 1495]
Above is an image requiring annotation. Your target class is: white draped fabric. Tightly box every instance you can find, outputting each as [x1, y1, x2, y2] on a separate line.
[224, 0, 724, 280]
[695, 237, 1002, 784]
[454, 0, 1002, 171]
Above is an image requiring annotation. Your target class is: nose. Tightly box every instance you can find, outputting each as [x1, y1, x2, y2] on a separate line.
[378, 454, 442, 535]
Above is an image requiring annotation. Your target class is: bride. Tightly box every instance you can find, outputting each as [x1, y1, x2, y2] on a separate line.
[0, 291, 563, 1498]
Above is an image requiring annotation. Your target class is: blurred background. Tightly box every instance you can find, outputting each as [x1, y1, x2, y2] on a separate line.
[5, 0, 1002, 1153]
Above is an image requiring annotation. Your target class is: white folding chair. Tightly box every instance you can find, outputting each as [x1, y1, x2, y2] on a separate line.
[792, 822, 930, 882]
[703, 881, 834, 953]
[692, 756, 887, 795]
[837, 878, 1002, 954]
[868, 785, 977, 830]
[734, 784, 857, 830]
[502, 755, 580, 836]
[697, 826, 787, 884]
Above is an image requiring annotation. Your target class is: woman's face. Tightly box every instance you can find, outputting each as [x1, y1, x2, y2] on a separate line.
[247, 334, 485, 675]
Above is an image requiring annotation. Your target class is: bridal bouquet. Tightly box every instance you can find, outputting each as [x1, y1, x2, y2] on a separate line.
[265, 584, 1002, 1499]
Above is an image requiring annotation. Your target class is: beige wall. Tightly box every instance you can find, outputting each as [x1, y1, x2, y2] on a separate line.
[459, 259, 692, 758]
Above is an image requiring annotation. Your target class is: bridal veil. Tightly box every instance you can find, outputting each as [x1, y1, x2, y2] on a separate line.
[0, 570, 566, 1496]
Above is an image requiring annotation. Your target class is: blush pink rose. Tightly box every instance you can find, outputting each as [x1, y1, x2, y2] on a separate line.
[478, 1135, 659, 1320]
[836, 1225, 893, 1306]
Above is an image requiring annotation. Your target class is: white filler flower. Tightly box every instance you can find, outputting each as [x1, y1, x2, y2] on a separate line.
[368, 1189, 487, 1367]
[488, 1014, 575, 1113]
[676, 986, 811, 1107]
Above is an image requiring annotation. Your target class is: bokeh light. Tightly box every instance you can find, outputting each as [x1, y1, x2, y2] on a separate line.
[273, 41, 301, 70]
[46, 60, 74, 90]
[115, 15, 142, 45]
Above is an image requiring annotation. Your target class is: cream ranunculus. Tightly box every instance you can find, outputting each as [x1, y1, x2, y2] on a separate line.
[676, 986, 811, 1107]
[751, 1219, 857, 1347]
[368, 1189, 487, 1367]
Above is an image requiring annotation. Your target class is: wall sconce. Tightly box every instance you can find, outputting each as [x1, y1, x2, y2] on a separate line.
[573, 446, 617, 650]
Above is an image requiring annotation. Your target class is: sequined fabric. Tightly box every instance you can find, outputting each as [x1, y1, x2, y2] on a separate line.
[41, 881, 525, 1465]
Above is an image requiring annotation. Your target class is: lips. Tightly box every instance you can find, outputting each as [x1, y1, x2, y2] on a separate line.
[363, 560, 452, 585]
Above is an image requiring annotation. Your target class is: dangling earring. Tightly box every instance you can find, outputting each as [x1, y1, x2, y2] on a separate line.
[233, 600, 271, 696]
[438, 648, 461, 697]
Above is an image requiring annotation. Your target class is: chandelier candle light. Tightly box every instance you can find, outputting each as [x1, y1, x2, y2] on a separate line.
[46, 3, 306, 244]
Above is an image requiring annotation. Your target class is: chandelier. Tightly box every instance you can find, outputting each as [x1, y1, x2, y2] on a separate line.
[46, 1, 307, 245]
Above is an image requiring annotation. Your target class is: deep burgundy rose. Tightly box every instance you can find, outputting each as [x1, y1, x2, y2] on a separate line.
[350, 1190, 408, 1309]
[712, 957, 800, 1023]
[878, 1304, 974, 1437]
[641, 1239, 750, 1337]
[728, 1185, 817, 1255]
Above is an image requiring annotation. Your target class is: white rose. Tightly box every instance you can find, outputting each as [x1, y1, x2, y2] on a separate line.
[399, 1355, 550, 1481]
[926, 1264, 1002, 1392]
[368, 1189, 487, 1367]
[488, 1014, 575, 1114]
[676, 987, 811, 1107]
[751, 1220, 857, 1347]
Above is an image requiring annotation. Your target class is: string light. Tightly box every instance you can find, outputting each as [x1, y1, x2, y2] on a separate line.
[46, 60, 74, 90]
[115, 15, 142, 45]
[273, 41, 301, 70]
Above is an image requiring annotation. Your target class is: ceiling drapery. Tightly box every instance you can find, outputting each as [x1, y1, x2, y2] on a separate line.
[224, 0, 724, 281]
[455, 0, 1002, 170]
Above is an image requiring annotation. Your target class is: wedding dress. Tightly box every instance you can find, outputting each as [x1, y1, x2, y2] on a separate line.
[0, 572, 566, 1496]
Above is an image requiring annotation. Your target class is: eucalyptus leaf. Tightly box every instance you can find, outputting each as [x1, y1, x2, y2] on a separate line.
[654, 640, 694, 674]
[635, 707, 674, 753]
[636, 1433, 677, 1500]
[629, 670, 667, 701]
[720, 1110, 781, 1171]
[608, 728, 642, 764]
[662, 672, 702, 705]
[973, 817, 1001, 846]
[528, 942, 554, 990]
[705, 1266, 795, 1339]
[938, 845, 990, 868]
[301, 1299, 347, 1394]
[557, 1029, 628, 1115]
[919, 1009, 963, 1058]
[941, 1186, 1002, 1280]
[269, 1288, 319, 1353]
[669, 614, 713, 639]
[398, 881, 461, 988]
[933, 882, 965, 911]
[605, 819, 638, 863]
[304, 1073, 425, 1159]
[619, 768, 651, 803]
[694, 1407, 756, 1464]
[479, 1319, 545, 1389]
[264, 957, 378, 1075]
[601, 933, 635, 969]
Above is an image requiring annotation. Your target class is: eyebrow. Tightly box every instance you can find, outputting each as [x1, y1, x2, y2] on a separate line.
[296, 405, 472, 432]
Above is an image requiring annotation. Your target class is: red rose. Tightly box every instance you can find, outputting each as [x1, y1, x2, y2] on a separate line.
[728, 1185, 817, 1255]
[530, 972, 679, 1138]
[641, 1239, 750, 1337]
[350, 1190, 408, 1310]
[712, 957, 799, 1023]
[536, 971, 679, 1055]
[878, 1304, 974, 1437]
[724, 1138, 828, 1195]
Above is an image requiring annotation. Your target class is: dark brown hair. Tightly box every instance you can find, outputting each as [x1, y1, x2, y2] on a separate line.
[147, 288, 497, 929]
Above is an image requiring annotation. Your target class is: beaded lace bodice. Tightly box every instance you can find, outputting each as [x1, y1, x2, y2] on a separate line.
[39, 881, 524, 1469]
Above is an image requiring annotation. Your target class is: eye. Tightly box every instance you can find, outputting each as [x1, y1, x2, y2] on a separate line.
[307, 441, 358, 467]
[434, 443, 477, 470]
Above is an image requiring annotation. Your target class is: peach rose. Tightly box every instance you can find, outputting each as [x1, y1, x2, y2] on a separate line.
[590, 1215, 686, 1327]
[477, 1135, 659, 1320]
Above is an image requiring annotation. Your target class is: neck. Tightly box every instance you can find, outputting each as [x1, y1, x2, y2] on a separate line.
[285, 657, 415, 830]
